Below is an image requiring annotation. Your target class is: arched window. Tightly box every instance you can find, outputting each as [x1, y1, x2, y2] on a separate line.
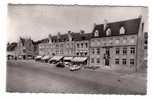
[120, 26, 125, 34]
[106, 28, 111, 36]
[94, 30, 99, 37]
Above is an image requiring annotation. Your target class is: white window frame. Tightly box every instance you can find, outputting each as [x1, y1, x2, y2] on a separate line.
[94, 30, 99, 37]
[120, 26, 125, 34]
[106, 28, 111, 36]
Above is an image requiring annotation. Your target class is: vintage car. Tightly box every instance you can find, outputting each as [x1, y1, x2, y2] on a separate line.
[35, 55, 42, 61]
[41, 55, 51, 63]
[69, 64, 81, 71]
[64, 62, 71, 68]
[56, 62, 65, 68]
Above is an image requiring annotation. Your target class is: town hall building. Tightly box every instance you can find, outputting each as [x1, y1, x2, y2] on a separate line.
[90, 17, 144, 71]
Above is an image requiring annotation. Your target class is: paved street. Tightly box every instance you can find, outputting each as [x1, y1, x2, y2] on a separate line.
[6, 60, 147, 94]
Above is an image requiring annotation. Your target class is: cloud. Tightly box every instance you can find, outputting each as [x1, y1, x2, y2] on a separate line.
[7, 5, 148, 42]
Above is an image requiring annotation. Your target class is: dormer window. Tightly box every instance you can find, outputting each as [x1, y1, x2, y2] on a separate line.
[120, 26, 125, 34]
[94, 30, 99, 37]
[106, 28, 111, 36]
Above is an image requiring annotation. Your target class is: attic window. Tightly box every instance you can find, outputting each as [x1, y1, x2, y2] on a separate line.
[120, 26, 125, 34]
[106, 28, 111, 36]
[94, 30, 99, 37]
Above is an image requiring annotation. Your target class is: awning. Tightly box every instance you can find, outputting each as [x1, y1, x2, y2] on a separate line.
[41, 55, 50, 60]
[50, 56, 63, 61]
[71, 57, 88, 62]
[63, 57, 73, 61]
[7, 52, 15, 56]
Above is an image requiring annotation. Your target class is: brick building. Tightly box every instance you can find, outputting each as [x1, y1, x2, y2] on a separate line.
[74, 31, 91, 65]
[49, 31, 75, 57]
[45, 30, 91, 65]
[38, 38, 50, 56]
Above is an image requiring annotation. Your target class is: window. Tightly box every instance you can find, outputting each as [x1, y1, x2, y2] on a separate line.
[23, 49, 26, 53]
[60, 44, 63, 47]
[145, 40, 147, 44]
[85, 52, 87, 56]
[94, 30, 99, 37]
[123, 47, 127, 55]
[77, 43, 79, 48]
[106, 28, 111, 36]
[122, 37, 127, 44]
[130, 59, 135, 65]
[106, 48, 110, 55]
[115, 39, 120, 44]
[92, 48, 95, 54]
[80, 52, 83, 56]
[130, 47, 135, 54]
[76, 52, 79, 56]
[122, 59, 127, 65]
[116, 48, 120, 54]
[60, 50, 63, 54]
[91, 58, 94, 63]
[97, 58, 100, 63]
[119, 26, 125, 34]
[85, 43, 88, 48]
[115, 59, 119, 64]
[56, 44, 59, 47]
[81, 43, 83, 48]
[96, 48, 100, 54]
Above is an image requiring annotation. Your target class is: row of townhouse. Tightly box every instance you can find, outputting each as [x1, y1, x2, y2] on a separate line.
[38, 30, 91, 65]
[7, 16, 146, 72]
[7, 37, 39, 60]
[37, 17, 146, 71]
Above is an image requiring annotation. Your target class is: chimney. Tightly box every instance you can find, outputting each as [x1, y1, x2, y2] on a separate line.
[103, 19, 108, 30]
[48, 34, 52, 44]
[57, 32, 61, 39]
[94, 23, 96, 27]
[67, 30, 72, 41]
[80, 30, 85, 34]
[138, 14, 143, 23]
[138, 14, 142, 19]
[68, 30, 71, 34]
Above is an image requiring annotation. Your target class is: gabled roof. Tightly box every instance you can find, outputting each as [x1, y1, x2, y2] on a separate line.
[58, 34, 69, 42]
[51, 32, 91, 42]
[92, 18, 141, 38]
[72, 33, 92, 41]
[36, 38, 49, 44]
[20, 37, 25, 46]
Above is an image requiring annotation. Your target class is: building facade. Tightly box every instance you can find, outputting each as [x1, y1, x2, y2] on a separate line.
[7, 42, 18, 59]
[49, 31, 75, 57]
[74, 31, 91, 65]
[38, 38, 50, 56]
[34, 17, 145, 71]
[90, 17, 144, 71]
[16, 37, 35, 59]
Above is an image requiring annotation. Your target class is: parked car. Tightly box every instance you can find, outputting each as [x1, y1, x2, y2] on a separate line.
[56, 62, 65, 68]
[49, 60, 58, 64]
[41, 55, 51, 63]
[69, 64, 81, 71]
[27, 56, 34, 60]
[64, 62, 71, 68]
[18, 55, 23, 60]
[35, 55, 42, 61]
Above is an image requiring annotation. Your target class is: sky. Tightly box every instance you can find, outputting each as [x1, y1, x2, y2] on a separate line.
[7, 4, 148, 42]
